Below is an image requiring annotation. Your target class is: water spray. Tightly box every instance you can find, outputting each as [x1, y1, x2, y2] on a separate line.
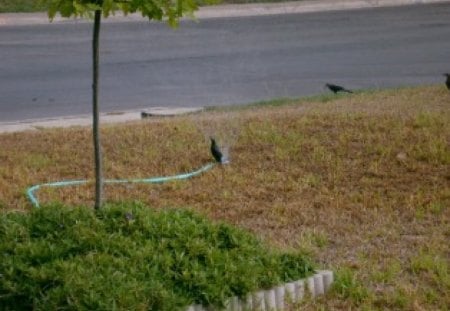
[210, 136, 229, 164]
[26, 135, 235, 208]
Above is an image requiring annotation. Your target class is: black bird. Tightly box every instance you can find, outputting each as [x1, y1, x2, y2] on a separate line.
[444, 74, 450, 90]
[325, 83, 353, 94]
[210, 137, 223, 163]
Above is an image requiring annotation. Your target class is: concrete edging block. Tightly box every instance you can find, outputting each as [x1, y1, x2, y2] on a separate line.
[185, 270, 333, 311]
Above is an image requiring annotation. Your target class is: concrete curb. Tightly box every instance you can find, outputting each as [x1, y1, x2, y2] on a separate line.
[0, 0, 448, 26]
[185, 270, 334, 311]
[0, 111, 139, 133]
[0, 107, 204, 134]
[141, 106, 204, 118]
[196, 0, 450, 19]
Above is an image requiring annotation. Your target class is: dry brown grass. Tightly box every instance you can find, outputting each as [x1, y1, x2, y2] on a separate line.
[1, 85, 449, 310]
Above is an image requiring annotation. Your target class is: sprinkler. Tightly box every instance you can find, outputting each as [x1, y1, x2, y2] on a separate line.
[210, 137, 229, 164]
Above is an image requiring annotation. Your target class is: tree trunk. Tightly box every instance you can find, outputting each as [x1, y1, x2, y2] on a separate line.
[93, 10, 103, 210]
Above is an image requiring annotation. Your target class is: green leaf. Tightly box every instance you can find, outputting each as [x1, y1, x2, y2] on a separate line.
[102, 0, 118, 17]
[41, 0, 199, 24]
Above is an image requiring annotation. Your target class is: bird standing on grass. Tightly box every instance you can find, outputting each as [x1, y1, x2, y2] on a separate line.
[325, 83, 353, 94]
[444, 74, 450, 90]
[210, 137, 223, 164]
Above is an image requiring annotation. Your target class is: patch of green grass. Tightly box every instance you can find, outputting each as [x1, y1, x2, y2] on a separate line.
[415, 200, 447, 220]
[0, 203, 314, 310]
[205, 97, 299, 113]
[245, 97, 302, 108]
[208, 92, 355, 112]
[297, 229, 329, 252]
[410, 252, 449, 290]
[371, 259, 402, 284]
[381, 287, 409, 309]
[23, 153, 52, 169]
[300, 173, 322, 188]
[332, 268, 372, 305]
[408, 113, 450, 165]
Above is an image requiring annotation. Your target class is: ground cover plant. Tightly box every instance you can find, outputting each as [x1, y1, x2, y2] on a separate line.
[0, 85, 449, 309]
[0, 203, 314, 309]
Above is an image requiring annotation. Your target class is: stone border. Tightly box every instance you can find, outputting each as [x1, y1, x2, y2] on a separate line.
[185, 270, 333, 311]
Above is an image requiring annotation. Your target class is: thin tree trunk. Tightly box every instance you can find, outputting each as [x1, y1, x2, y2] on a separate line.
[93, 10, 103, 210]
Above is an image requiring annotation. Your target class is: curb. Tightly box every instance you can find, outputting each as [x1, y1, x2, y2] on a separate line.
[0, 107, 204, 134]
[185, 270, 334, 311]
[196, 0, 450, 19]
[0, 0, 448, 26]
[141, 107, 204, 118]
[0, 111, 141, 133]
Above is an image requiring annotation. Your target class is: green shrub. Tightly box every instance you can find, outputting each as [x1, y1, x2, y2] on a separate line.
[0, 203, 314, 310]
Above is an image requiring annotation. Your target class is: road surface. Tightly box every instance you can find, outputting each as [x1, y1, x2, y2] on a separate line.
[0, 2, 449, 122]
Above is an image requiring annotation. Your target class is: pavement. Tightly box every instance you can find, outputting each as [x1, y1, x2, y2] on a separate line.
[0, 0, 448, 133]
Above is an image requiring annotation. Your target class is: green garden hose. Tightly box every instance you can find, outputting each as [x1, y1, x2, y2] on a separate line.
[26, 163, 216, 208]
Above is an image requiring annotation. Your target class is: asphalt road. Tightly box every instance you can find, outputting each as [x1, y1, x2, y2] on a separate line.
[1, 2, 449, 122]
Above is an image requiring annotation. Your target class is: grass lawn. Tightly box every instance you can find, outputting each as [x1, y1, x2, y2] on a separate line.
[0, 85, 449, 309]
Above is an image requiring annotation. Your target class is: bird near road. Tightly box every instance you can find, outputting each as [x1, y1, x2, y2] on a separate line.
[444, 74, 450, 90]
[210, 137, 224, 164]
[325, 83, 353, 94]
